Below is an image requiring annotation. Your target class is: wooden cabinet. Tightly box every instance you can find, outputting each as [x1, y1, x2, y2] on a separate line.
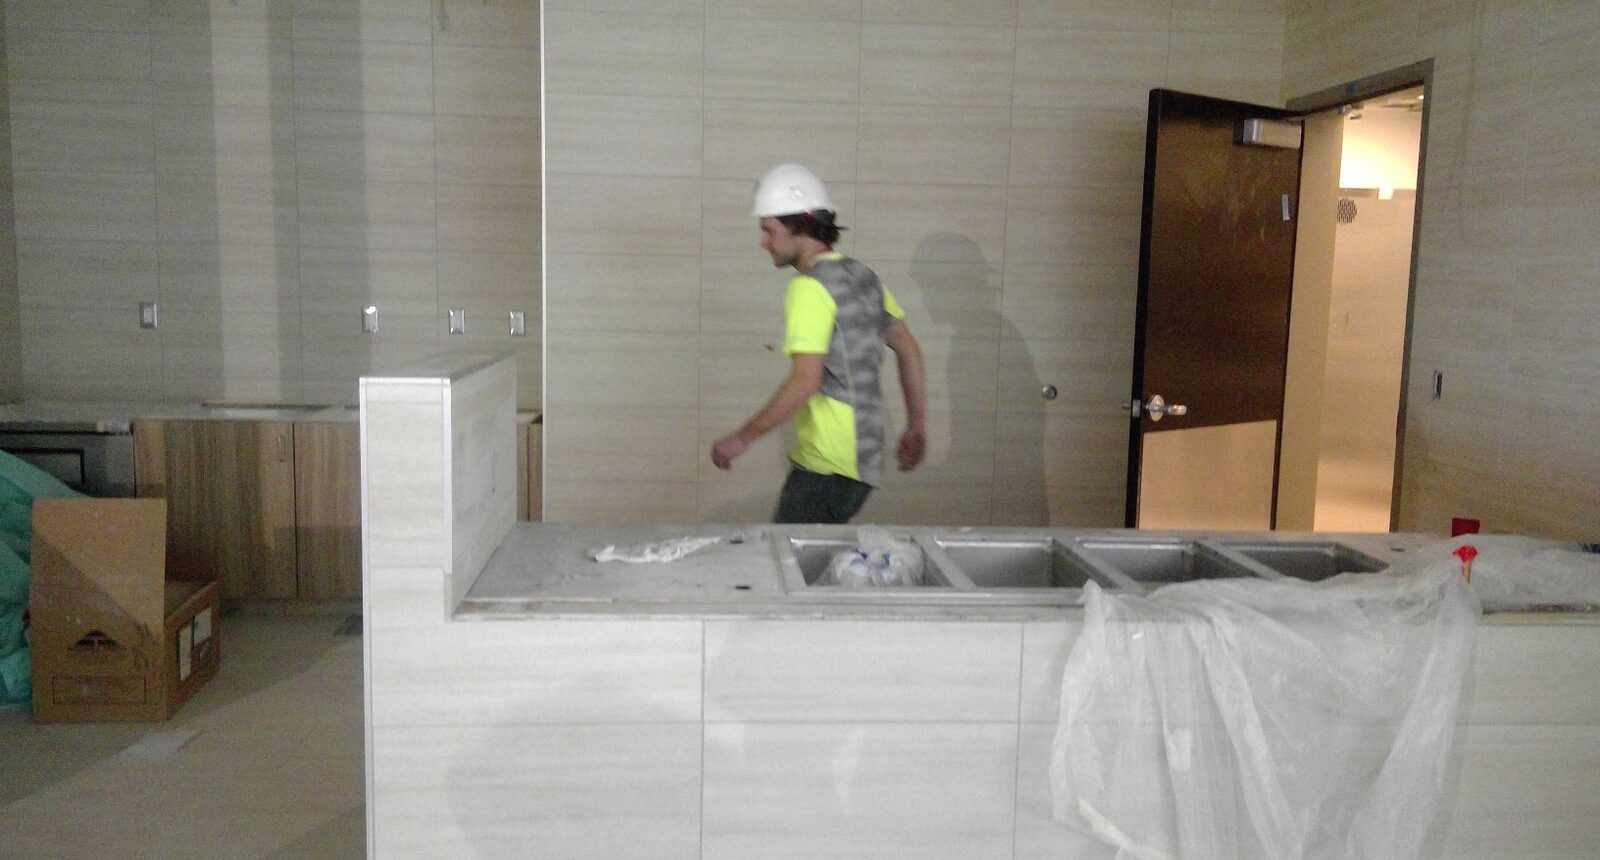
[293, 421, 361, 599]
[133, 419, 298, 600]
[135, 409, 537, 602]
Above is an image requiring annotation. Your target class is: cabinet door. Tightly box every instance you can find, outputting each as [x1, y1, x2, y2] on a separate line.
[134, 419, 298, 599]
[293, 421, 361, 599]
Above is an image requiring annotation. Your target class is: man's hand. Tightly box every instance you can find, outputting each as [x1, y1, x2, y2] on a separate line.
[896, 424, 926, 472]
[711, 432, 749, 470]
[710, 355, 822, 471]
[884, 320, 927, 472]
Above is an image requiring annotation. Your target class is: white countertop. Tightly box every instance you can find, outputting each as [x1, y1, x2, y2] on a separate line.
[453, 524, 1600, 623]
[0, 400, 178, 433]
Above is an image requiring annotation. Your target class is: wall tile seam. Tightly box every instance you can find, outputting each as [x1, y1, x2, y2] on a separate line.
[369, 718, 709, 729]
[288, 34, 439, 49]
[286, 104, 446, 121]
[699, 718, 1029, 727]
[432, 110, 542, 123]
[3, 24, 155, 38]
[3, 93, 156, 109]
[11, 167, 161, 182]
[549, 250, 702, 261]
[369, 715, 1037, 726]
[7, 75, 156, 92]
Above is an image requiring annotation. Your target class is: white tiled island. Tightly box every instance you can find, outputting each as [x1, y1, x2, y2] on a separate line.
[361, 354, 1600, 860]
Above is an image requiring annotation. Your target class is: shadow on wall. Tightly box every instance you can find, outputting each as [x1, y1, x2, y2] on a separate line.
[159, 2, 380, 405]
[864, 232, 1048, 526]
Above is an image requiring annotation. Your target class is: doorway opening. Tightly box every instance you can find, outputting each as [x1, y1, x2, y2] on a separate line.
[1278, 62, 1431, 533]
[1123, 61, 1430, 533]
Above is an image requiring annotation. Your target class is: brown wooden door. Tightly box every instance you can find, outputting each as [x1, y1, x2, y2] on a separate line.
[1127, 89, 1303, 529]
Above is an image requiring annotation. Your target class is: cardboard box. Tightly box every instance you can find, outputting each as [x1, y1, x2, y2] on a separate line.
[28, 498, 220, 722]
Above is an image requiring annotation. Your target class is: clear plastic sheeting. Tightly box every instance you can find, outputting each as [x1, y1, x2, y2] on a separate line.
[1051, 566, 1480, 860]
[817, 525, 926, 587]
[1419, 534, 1600, 611]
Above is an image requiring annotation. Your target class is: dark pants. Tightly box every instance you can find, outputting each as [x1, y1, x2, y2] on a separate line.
[773, 466, 872, 524]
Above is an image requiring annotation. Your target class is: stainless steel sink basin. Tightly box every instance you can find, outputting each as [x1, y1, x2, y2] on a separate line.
[930, 536, 1111, 589]
[779, 536, 964, 592]
[770, 530, 1394, 603]
[1221, 541, 1386, 581]
[1073, 538, 1257, 584]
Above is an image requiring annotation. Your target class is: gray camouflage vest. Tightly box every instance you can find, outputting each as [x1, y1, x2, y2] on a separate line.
[806, 255, 892, 485]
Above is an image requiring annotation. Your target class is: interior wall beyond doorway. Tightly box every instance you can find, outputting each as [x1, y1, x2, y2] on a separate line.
[1285, 5, 1600, 540]
[1313, 93, 1422, 531]
[1315, 193, 1414, 530]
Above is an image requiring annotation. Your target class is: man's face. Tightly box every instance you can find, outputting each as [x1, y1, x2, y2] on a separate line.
[759, 217, 799, 268]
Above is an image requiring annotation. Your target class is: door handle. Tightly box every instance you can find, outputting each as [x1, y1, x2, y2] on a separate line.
[1133, 394, 1188, 422]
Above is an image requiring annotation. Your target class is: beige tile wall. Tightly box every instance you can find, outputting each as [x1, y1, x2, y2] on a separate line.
[0, 2, 18, 402]
[543, 0, 1285, 525]
[3, 0, 542, 408]
[1284, 1, 1600, 539]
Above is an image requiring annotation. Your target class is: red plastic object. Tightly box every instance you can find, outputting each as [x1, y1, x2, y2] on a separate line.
[1450, 517, 1480, 537]
[1452, 544, 1478, 582]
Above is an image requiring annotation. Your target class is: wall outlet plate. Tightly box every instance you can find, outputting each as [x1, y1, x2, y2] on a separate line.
[362, 305, 379, 334]
[509, 310, 525, 336]
[139, 302, 159, 329]
[448, 308, 466, 335]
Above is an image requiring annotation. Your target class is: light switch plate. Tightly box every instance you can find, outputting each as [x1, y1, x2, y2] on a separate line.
[509, 310, 525, 336]
[448, 308, 466, 335]
[139, 302, 158, 329]
[362, 305, 379, 334]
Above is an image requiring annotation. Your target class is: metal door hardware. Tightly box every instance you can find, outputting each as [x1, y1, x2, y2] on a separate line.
[1041, 384, 1058, 401]
[1236, 118, 1303, 149]
[1132, 394, 1188, 422]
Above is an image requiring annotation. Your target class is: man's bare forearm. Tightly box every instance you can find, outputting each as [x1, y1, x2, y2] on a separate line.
[711, 354, 825, 470]
[887, 323, 926, 427]
[734, 368, 818, 444]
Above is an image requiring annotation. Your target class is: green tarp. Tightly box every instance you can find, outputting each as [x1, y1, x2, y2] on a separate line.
[0, 449, 81, 705]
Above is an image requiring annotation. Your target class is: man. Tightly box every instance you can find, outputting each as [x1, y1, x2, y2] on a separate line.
[710, 163, 928, 524]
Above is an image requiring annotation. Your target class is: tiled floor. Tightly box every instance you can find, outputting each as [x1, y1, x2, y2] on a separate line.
[0, 613, 365, 860]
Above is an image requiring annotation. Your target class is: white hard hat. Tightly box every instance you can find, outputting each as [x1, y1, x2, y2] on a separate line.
[751, 163, 835, 218]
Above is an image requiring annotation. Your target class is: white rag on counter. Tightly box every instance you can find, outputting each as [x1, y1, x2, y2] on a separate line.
[588, 535, 723, 564]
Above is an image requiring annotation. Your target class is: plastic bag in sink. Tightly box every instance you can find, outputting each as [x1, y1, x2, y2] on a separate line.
[818, 525, 925, 587]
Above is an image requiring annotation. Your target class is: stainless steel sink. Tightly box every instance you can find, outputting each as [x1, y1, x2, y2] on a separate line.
[1072, 538, 1259, 584]
[1220, 541, 1386, 581]
[930, 536, 1116, 589]
[777, 535, 967, 594]
[771, 529, 1392, 603]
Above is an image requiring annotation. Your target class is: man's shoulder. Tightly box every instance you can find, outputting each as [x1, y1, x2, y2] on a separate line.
[808, 254, 879, 287]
